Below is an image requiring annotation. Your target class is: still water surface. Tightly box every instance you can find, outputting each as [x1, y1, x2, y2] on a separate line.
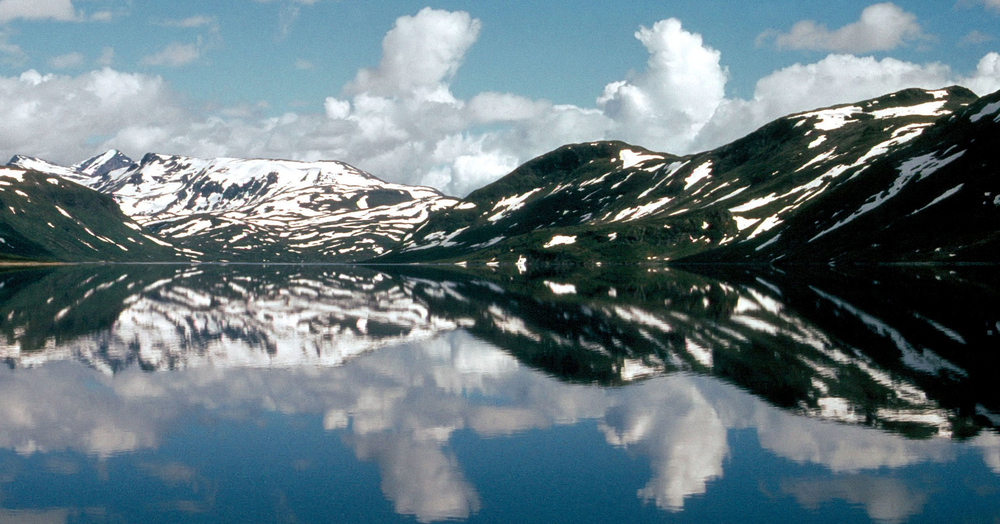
[0, 263, 997, 523]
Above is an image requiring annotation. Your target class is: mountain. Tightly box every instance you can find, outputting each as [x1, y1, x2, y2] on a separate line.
[7, 154, 92, 186]
[9, 150, 137, 188]
[10, 152, 460, 262]
[0, 166, 178, 262]
[72, 149, 137, 179]
[685, 88, 1000, 264]
[3, 85, 996, 266]
[378, 86, 986, 266]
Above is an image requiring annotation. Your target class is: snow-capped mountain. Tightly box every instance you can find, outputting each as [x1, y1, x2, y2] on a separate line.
[72, 149, 136, 179]
[11, 152, 460, 262]
[7, 154, 93, 186]
[9, 150, 137, 188]
[3, 85, 997, 265]
[690, 87, 1000, 264]
[380, 86, 986, 265]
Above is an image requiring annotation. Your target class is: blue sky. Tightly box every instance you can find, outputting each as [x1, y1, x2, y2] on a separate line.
[1, 0, 998, 195]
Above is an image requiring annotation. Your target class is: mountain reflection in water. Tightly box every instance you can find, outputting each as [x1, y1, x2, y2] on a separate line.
[0, 263, 997, 523]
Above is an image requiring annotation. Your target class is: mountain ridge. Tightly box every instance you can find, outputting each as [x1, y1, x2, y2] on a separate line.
[378, 85, 989, 267]
[3, 85, 996, 266]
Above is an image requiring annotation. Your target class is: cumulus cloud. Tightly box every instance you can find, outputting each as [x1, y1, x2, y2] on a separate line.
[346, 8, 480, 101]
[958, 52, 1000, 95]
[598, 18, 727, 153]
[0, 68, 183, 162]
[761, 3, 928, 53]
[0, 0, 75, 23]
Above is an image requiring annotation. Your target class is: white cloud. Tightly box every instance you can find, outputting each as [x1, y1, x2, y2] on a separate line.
[693, 54, 958, 150]
[1, 9, 998, 197]
[323, 97, 349, 119]
[345, 7, 480, 102]
[0, 68, 182, 162]
[763, 3, 928, 53]
[598, 18, 728, 154]
[295, 58, 314, 70]
[141, 42, 201, 67]
[47, 51, 84, 69]
[958, 52, 1000, 95]
[0, 0, 75, 23]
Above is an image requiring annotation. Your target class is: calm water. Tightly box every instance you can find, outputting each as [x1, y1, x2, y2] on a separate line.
[0, 263, 997, 523]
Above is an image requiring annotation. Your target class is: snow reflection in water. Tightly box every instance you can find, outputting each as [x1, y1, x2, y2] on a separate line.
[0, 264, 997, 523]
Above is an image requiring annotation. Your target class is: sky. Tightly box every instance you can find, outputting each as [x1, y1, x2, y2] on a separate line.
[1, 0, 998, 196]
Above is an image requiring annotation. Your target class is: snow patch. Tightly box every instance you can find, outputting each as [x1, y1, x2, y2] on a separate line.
[637, 161, 688, 199]
[545, 281, 577, 295]
[733, 216, 760, 231]
[811, 149, 966, 242]
[796, 149, 838, 172]
[729, 193, 778, 213]
[0, 168, 25, 182]
[870, 100, 948, 119]
[970, 101, 1000, 123]
[543, 235, 577, 248]
[808, 136, 827, 149]
[619, 149, 663, 169]
[910, 184, 963, 216]
[488, 188, 541, 222]
[684, 162, 713, 191]
[747, 216, 781, 240]
[612, 196, 673, 222]
[797, 106, 862, 131]
[755, 233, 782, 251]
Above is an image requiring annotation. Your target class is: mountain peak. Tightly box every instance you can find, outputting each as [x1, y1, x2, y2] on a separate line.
[73, 149, 135, 178]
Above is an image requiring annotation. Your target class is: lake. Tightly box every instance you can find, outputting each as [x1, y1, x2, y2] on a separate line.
[0, 263, 997, 523]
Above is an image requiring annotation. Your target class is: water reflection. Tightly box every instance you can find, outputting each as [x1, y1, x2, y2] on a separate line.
[0, 264, 997, 522]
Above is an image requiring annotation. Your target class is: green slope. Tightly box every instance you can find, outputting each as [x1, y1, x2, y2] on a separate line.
[0, 168, 178, 262]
